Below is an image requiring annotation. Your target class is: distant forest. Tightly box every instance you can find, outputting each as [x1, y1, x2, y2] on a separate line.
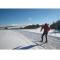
[2, 20, 60, 30]
[20, 24, 41, 29]
[50, 20, 60, 30]
[20, 20, 60, 30]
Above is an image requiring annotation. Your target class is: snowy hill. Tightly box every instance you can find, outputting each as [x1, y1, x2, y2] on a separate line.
[22, 28, 60, 38]
[0, 28, 60, 49]
[0, 30, 35, 49]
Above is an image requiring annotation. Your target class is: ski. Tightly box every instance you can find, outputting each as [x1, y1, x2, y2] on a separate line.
[33, 41, 46, 46]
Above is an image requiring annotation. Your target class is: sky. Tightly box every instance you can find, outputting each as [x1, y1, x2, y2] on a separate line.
[0, 9, 60, 25]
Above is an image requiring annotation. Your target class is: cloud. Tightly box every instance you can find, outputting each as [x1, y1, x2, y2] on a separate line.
[11, 24, 18, 26]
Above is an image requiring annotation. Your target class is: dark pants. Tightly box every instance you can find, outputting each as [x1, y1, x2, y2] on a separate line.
[41, 31, 48, 42]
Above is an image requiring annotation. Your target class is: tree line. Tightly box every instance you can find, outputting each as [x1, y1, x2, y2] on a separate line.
[3, 20, 60, 30]
[50, 20, 60, 30]
[21, 20, 60, 30]
[20, 24, 41, 29]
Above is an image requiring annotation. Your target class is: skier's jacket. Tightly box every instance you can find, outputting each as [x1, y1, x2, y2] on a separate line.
[41, 24, 50, 32]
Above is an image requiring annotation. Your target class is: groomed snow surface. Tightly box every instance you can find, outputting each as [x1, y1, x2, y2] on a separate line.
[23, 28, 60, 38]
[0, 28, 60, 49]
[0, 30, 35, 49]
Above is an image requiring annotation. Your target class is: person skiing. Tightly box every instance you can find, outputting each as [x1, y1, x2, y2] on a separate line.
[40, 23, 50, 43]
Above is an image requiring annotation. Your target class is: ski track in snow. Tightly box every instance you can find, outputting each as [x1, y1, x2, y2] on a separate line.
[0, 29, 60, 49]
[14, 29, 60, 49]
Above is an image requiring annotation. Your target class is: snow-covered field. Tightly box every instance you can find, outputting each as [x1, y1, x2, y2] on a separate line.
[22, 28, 60, 38]
[0, 28, 60, 49]
[0, 30, 35, 49]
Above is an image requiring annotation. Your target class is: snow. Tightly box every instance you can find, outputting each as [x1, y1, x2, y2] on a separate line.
[16, 29, 60, 49]
[0, 28, 60, 49]
[0, 30, 35, 49]
[22, 28, 60, 38]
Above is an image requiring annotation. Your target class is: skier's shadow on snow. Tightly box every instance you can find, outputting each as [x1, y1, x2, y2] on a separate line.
[13, 42, 45, 50]
[14, 45, 37, 50]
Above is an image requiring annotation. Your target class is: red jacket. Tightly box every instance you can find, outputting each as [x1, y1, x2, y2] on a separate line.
[41, 24, 50, 32]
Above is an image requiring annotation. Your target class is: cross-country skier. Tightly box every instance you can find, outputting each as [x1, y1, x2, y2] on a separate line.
[40, 23, 50, 43]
